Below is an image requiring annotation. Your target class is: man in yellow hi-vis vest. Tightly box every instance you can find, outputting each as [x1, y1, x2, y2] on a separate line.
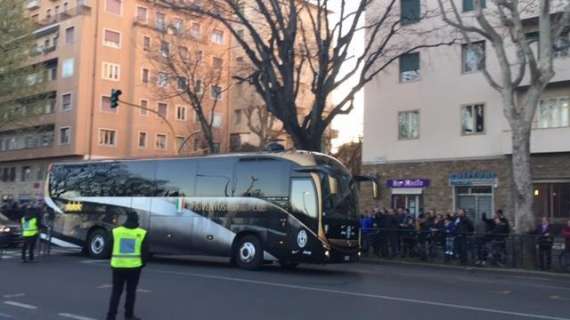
[106, 211, 148, 320]
[21, 206, 41, 263]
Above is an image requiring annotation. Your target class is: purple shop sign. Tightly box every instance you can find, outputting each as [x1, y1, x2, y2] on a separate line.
[386, 179, 430, 188]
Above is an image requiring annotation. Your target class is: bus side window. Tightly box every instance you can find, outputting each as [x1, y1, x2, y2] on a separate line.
[234, 159, 289, 198]
[155, 159, 197, 197]
[290, 178, 317, 218]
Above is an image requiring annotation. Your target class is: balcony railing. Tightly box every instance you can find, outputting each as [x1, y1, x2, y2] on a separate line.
[36, 5, 91, 27]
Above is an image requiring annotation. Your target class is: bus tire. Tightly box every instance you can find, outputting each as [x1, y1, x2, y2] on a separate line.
[87, 229, 110, 259]
[234, 235, 263, 270]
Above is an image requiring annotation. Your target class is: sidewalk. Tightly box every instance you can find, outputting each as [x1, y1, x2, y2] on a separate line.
[360, 256, 570, 279]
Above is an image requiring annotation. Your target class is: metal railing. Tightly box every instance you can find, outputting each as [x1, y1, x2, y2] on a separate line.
[361, 228, 570, 273]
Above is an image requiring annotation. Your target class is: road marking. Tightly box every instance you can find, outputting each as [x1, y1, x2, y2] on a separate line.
[136, 289, 151, 293]
[3, 301, 37, 310]
[0, 312, 14, 319]
[494, 290, 512, 295]
[150, 269, 570, 320]
[2, 294, 25, 299]
[96, 284, 112, 289]
[58, 313, 98, 320]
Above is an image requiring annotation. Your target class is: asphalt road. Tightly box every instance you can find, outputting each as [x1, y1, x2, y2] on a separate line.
[1, 248, 570, 320]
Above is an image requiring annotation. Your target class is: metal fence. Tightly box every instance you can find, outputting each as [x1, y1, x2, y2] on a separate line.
[362, 228, 570, 273]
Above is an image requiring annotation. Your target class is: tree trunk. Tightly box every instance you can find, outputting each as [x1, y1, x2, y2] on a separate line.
[511, 125, 535, 233]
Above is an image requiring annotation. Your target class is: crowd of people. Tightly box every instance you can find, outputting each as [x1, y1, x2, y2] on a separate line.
[359, 207, 570, 269]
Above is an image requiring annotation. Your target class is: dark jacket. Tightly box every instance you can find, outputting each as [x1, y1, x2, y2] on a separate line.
[535, 224, 553, 246]
[455, 217, 474, 236]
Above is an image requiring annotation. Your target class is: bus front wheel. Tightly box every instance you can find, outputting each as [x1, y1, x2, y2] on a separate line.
[87, 229, 111, 259]
[234, 235, 263, 270]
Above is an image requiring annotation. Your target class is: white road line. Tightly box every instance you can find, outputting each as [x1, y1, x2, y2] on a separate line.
[58, 312, 98, 320]
[151, 269, 570, 320]
[2, 294, 25, 299]
[3, 301, 37, 310]
[0, 312, 14, 319]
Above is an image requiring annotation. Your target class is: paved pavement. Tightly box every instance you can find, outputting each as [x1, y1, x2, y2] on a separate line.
[1, 248, 570, 320]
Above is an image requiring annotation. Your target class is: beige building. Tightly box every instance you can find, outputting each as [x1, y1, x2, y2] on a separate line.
[0, 0, 235, 202]
[362, 0, 570, 227]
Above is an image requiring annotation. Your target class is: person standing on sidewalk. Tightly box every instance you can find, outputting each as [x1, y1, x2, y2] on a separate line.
[455, 209, 474, 265]
[562, 219, 570, 253]
[106, 211, 148, 320]
[535, 217, 553, 271]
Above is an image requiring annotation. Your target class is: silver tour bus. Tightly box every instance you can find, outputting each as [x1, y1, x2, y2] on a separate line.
[45, 150, 378, 269]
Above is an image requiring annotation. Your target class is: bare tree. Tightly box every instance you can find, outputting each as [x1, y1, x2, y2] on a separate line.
[243, 104, 284, 148]
[437, 0, 570, 233]
[146, 21, 231, 154]
[165, 0, 455, 151]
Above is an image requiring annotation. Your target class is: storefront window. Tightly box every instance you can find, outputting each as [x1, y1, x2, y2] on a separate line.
[534, 183, 570, 220]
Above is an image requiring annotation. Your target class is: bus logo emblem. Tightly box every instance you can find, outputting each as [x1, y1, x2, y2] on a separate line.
[297, 230, 307, 248]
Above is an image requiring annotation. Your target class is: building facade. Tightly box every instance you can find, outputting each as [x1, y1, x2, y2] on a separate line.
[362, 0, 570, 228]
[0, 0, 236, 202]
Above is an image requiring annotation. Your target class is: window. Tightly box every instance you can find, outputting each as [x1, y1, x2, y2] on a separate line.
[176, 106, 187, 121]
[136, 6, 148, 23]
[291, 178, 318, 218]
[401, 0, 420, 25]
[399, 111, 420, 140]
[47, 63, 58, 81]
[155, 159, 197, 196]
[233, 110, 242, 125]
[62, 93, 72, 111]
[173, 18, 183, 33]
[211, 85, 223, 100]
[463, 0, 486, 12]
[156, 134, 167, 150]
[213, 57, 223, 69]
[157, 72, 168, 87]
[103, 29, 121, 48]
[101, 96, 117, 113]
[533, 183, 570, 219]
[140, 99, 148, 116]
[211, 112, 223, 128]
[535, 97, 569, 129]
[156, 12, 166, 31]
[177, 77, 187, 91]
[21, 166, 33, 182]
[234, 159, 290, 198]
[157, 103, 168, 118]
[554, 31, 570, 58]
[160, 41, 170, 57]
[462, 104, 485, 135]
[179, 46, 189, 61]
[138, 132, 147, 148]
[191, 23, 201, 38]
[194, 79, 203, 94]
[211, 29, 224, 44]
[65, 27, 75, 44]
[99, 129, 116, 146]
[462, 41, 485, 73]
[143, 36, 151, 51]
[1, 168, 16, 182]
[106, 0, 122, 15]
[59, 127, 71, 145]
[141, 68, 149, 83]
[176, 136, 186, 152]
[399, 52, 420, 82]
[62, 58, 74, 78]
[102, 62, 120, 81]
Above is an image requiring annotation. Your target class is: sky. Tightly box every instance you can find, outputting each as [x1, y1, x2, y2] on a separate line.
[327, 0, 365, 152]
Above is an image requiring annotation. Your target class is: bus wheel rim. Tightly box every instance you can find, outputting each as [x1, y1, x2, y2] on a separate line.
[239, 242, 256, 263]
[91, 235, 105, 254]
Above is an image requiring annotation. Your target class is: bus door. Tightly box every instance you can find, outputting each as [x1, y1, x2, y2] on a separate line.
[288, 177, 319, 252]
[148, 160, 197, 254]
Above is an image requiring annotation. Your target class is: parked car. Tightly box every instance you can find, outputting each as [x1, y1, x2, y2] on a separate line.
[0, 212, 22, 248]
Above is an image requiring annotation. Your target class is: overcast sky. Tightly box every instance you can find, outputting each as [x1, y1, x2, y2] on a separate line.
[327, 0, 365, 152]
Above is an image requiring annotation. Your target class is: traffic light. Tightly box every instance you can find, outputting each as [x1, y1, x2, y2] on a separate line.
[110, 89, 122, 109]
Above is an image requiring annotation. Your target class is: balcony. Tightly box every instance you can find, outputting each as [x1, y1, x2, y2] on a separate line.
[36, 5, 91, 27]
[26, 0, 40, 10]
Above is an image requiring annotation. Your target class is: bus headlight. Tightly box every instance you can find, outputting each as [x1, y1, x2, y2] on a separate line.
[325, 250, 330, 258]
[358, 251, 362, 257]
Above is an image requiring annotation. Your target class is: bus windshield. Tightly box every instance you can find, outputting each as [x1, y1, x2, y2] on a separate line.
[323, 173, 359, 219]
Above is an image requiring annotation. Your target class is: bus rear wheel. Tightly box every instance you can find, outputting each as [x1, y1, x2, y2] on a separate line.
[234, 235, 263, 270]
[87, 229, 110, 259]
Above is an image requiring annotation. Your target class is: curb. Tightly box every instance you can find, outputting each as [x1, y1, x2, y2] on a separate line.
[360, 257, 570, 279]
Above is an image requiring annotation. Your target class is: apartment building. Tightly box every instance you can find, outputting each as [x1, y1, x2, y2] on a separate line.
[362, 0, 570, 227]
[0, 0, 234, 202]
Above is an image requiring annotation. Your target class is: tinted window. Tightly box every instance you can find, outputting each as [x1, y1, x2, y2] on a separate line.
[291, 178, 317, 218]
[49, 161, 156, 198]
[194, 158, 234, 197]
[155, 159, 197, 197]
[234, 159, 290, 198]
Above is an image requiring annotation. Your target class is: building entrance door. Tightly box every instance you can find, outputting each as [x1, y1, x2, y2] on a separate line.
[455, 186, 493, 233]
[392, 194, 423, 217]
